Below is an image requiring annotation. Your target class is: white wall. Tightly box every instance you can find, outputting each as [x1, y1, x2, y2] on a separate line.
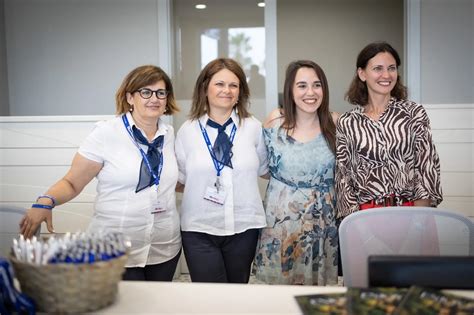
[420, 0, 473, 104]
[427, 105, 474, 219]
[0, 0, 9, 115]
[0, 116, 106, 233]
[419, 0, 473, 220]
[4, 0, 162, 116]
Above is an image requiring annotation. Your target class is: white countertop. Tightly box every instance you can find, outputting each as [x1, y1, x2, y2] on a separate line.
[94, 281, 474, 314]
[94, 281, 346, 314]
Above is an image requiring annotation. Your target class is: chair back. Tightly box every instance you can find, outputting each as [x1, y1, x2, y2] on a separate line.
[339, 206, 474, 288]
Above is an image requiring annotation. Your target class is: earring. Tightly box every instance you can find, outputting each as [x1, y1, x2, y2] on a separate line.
[129, 104, 134, 112]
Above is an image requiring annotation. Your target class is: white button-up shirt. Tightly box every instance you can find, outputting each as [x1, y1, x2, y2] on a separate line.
[175, 111, 268, 236]
[78, 112, 181, 267]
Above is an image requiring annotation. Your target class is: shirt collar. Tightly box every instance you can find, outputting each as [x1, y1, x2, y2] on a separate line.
[199, 109, 240, 128]
[354, 97, 396, 115]
[125, 112, 168, 139]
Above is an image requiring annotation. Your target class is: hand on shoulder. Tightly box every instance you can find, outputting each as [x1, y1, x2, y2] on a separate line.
[331, 111, 340, 124]
[263, 108, 284, 128]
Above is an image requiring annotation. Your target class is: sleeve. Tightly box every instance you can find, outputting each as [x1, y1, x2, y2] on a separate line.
[256, 125, 269, 176]
[335, 116, 360, 218]
[77, 121, 106, 163]
[174, 126, 187, 184]
[412, 104, 443, 206]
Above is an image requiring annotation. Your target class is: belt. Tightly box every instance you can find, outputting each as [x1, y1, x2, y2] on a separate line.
[359, 195, 414, 210]
[270, 173, 320, 189]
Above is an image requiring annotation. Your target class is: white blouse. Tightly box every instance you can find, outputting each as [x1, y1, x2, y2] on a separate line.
[78, 112, 181, 267]
[175, 110, 268, 236]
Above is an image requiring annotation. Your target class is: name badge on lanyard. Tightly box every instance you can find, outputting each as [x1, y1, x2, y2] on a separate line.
[150, 185, 166, 214]
[198, 120, 236, 206]
[122, 114, 166, 214]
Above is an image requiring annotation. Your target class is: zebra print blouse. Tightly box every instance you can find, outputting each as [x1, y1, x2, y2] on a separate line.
[335, 98, 442, 219]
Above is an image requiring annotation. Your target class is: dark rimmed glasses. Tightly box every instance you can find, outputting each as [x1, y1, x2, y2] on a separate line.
[134, 88, 168, 99]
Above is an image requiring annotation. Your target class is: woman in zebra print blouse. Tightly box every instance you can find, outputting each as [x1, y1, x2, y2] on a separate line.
[335, 41, 443, 220]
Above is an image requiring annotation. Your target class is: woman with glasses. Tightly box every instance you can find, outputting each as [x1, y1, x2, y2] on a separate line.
[175, 58, 268, 283]
[20, 65, 182, 281]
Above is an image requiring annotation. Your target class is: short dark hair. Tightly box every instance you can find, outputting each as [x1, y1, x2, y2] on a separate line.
[115, 65, 179, 115]
[345, 41, 407, 106]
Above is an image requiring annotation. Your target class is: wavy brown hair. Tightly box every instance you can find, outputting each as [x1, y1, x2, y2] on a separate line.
[189, 58, 250, 123]
[282, 60, 336, 154]
[115, 65, 179, 115]
[345, 41, 407, 106]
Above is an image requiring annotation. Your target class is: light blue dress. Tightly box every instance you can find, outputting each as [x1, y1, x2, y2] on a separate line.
[254, 122, 338, 285]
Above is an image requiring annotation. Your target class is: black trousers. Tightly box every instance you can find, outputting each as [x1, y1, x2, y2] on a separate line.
[123, 249, 181, 281]
[181, 229, 259, 283]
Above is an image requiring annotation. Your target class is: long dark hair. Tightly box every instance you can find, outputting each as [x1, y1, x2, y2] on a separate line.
[345, 41, 407, 106]
[282, 60, 336, 154]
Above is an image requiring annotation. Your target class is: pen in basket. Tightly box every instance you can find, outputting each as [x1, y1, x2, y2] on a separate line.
[12, 231, 129, 265]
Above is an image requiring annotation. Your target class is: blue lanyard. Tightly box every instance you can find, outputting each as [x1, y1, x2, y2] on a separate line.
[122, 114, 164, 187]
[198, 119, 237, 177]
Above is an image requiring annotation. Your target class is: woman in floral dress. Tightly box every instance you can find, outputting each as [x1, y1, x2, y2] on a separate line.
[254, 60, 339, 285]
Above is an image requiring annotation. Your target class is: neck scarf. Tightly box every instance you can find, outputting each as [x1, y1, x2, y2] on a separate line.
[207, 118, 234, 169]
[132, 126, 164, 192]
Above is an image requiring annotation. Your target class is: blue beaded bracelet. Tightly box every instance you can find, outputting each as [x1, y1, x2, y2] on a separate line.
[31, 203, 54, 210]
[36, 195, 56, 207]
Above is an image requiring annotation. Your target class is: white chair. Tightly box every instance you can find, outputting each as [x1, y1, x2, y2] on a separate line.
[338, 206, 474, 288]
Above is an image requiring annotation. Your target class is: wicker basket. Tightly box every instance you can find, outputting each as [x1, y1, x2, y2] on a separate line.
[10, 254, 127, 313]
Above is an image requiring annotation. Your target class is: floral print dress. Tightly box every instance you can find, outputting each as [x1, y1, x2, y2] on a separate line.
[254, 123, 338, 285]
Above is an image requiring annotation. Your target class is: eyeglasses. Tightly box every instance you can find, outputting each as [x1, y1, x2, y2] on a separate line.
[134, 88, 168, 99]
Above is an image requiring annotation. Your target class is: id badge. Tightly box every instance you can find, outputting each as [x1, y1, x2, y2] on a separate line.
[151, 199, 167, 214]
[203, 186, 227, 205]
[150, 186, 166, 214]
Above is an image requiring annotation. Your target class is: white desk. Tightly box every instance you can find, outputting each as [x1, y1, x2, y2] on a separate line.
[95, 282, 345, 314]
[95, 281, 474, 314]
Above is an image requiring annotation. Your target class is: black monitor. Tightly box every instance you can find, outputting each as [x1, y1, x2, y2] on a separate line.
[368, 255, 474, 289]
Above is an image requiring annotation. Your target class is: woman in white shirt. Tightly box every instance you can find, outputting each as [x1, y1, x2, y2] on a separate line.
[19, 65, 182, 281]
[175, 58, 268, 283]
